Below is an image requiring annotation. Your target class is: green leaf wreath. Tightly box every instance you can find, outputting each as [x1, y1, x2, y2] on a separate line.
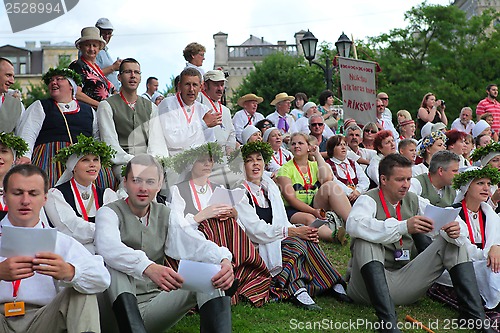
[54, 134, 116, 167]
[452, 166, 500, 190]
[164, 142, 223, 174]
[42, 67, 82, 86]
[0, 132, 28, 157]
[470, 142, 500, 162]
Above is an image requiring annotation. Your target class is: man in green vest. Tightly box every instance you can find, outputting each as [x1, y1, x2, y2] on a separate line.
[346, 154, 493, 333]
[0, 57, 24, 134]
[95, 154, 233, 333]
[410, 150, 460, 208]
[97, 58, 168, 183]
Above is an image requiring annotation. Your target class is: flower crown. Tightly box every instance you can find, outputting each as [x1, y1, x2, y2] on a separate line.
[470, 142, 500, 162]
[42, 67, 82, 86]
[418, 131, 447, 157]
[54, 134, 116, 167]
[0, 132, 28, 156]
[452, 166, 500, 190]
[163, 142, 224, 174]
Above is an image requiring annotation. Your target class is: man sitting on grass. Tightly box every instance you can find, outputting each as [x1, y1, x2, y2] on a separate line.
[346, 153, 494, 333]
[95, 154, 233, 333]
[0, 164, 110, 333]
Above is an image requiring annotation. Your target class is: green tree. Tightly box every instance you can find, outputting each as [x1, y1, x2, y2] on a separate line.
[367, 2, 500, 123]
[163, 75, 178, 95]
[230, 52, 328, 116]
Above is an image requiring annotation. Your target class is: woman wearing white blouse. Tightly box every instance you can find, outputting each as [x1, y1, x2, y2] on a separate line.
[168, 142, 271, 307]
[235, 141, 351, 310]
[434, 166, 500, 310]
[263, 127, 292, 174]
[45, 135, 118, 254]
[325, 135, 369, 203]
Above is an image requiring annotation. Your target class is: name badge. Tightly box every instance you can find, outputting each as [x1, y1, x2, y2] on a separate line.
[4, 301, 25, 317]
[394, 249, 410, 261]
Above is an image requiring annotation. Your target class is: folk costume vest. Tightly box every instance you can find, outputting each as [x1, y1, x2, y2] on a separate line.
[452, 202, 487, 249]
[107, 200, 169, 295]
[326, 158, 359, 187]
[107, 94, 151, 155]
[176, 180, 218, 215]
[55, 181, 105, 223]
[415, 173, 456, 208]
[0, 94, 22, 133]
[35, 99, 93, 146]
[366, 188, 420, 270]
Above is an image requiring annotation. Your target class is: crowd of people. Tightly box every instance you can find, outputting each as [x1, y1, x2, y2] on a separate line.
[2, 17, 500, 333]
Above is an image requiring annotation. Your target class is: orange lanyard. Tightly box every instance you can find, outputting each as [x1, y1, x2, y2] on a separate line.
[243, 181, 263, 207]
[120, 92, 137, 109]
[176, 92, 195, 124]
[293, 160, 312, 191]
[461, 200, 485, 249]
[379, 189, 403, 247]
[82, 58, 111, 92]
[338, 162, 354, 185]
[244, 110, 253, 125]
[272, 149, 284, 166]
[70, 178, 99, 222]
[202, 91, 222, 114]
[189, 180, 211, 212]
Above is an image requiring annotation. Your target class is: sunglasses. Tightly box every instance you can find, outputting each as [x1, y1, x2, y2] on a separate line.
[262, 123, 272, 128]
[364, 129, 378, 134]
[380, 97, 389, 100]
[310, 123, 324, 127]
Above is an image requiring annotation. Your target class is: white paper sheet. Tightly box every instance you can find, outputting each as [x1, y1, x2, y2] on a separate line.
[0, 226, 57, 257]
[178, 260, 221, 293]
[207, 187, 246, 206]
[423, 205, 461, 232]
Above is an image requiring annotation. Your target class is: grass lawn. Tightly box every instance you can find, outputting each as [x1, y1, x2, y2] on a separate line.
[170, 240, 480, 333]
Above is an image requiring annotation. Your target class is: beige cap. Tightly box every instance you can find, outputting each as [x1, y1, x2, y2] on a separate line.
[204, 70, 227, 82]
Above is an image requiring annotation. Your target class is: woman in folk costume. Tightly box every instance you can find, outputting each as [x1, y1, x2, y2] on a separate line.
[431, 166, 500, 313]
[470, 142, 500, 213]
[17, 67, 116, 189]
[416, 130, 447, 170]
[234, 141, 351, 311]
[167, 142, 271, 306]
[0, 132, 28, 220]
[324, 135, 369, 204]
[45, 135, 118, 254]
[263, 126, 292, 175]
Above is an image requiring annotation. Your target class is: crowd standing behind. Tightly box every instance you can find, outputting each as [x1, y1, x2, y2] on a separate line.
[2, 19, 500, 331]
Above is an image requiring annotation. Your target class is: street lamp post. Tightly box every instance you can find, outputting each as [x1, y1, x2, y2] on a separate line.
[300, 30, 353, 91]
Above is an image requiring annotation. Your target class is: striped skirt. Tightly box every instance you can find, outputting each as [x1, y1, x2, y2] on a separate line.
[270, 237, 342, 300]
[198, 217, 271, 307]
[31, 141, 118, 189]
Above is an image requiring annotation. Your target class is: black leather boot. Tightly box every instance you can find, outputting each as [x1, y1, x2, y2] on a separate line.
[449, 262, 495, 333]
[199, 296, 232, 333]
[360, 261, 402, 333]
[112, 292, 147, 333]
[411, 234, 432, 254]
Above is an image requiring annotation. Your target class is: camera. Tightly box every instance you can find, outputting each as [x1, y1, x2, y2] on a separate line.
[440, 100, 445, 106]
